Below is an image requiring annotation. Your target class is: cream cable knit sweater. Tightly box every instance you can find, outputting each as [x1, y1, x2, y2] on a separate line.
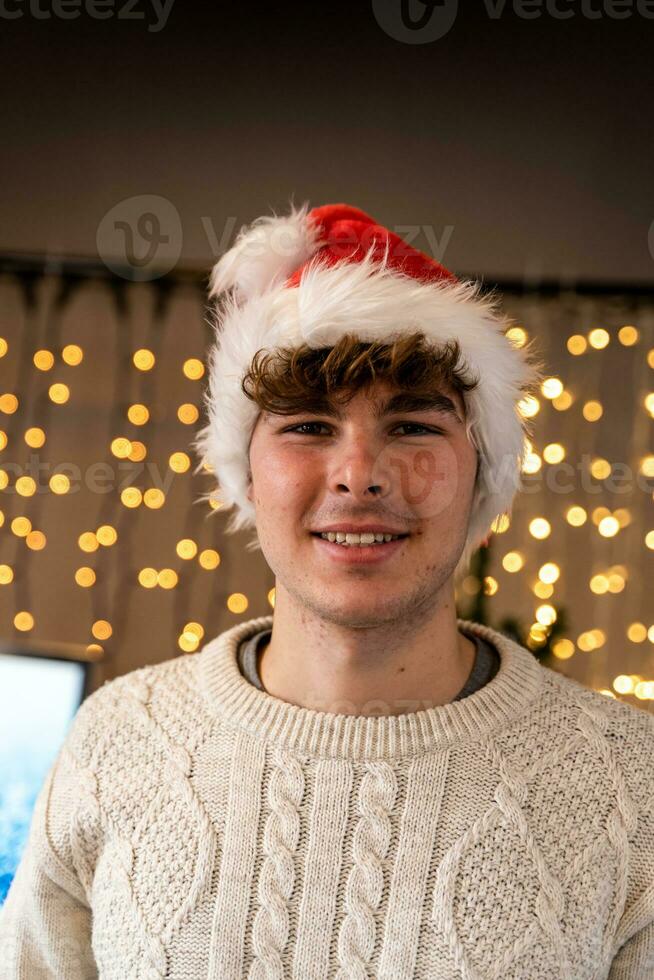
[1, 615, 653, 980]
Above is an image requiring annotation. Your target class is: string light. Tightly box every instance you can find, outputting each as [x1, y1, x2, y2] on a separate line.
[199, 549, 220, 569]
[127, 404, 149, 425]
[541, 377, 564, 399]
[588, 328, 610, 349]
[34, 350, 54, 370]
[529, 518, 551, 540]
[227, 593, 248, 614]
[133, 348, 155, 370]
[62, 344, 83, 366]
[177, 403, 199, 424]
[582, 400, 603, 421]
[502, 551, 524, 573]
[618, 325, 638, 346]
[48, 383, 69, 404]
[183, 358, 205, 380]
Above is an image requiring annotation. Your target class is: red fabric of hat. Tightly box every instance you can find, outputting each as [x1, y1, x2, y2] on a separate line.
[285, 203, 458, 288]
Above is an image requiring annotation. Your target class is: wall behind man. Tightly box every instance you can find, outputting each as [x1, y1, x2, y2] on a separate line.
[0, 2, 653, 285]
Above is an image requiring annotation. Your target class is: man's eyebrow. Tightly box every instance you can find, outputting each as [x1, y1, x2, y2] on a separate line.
[371, 392, 462, 422]
[267, 392, 462, 423]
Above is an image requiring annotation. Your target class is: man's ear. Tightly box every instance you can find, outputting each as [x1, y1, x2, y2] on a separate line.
[246, 471, 253, 502]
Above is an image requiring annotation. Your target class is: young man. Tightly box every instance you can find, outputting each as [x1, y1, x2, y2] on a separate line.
[1, 203, 653, 979]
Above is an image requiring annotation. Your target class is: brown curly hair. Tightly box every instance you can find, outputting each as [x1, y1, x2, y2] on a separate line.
[240, 332, 480, 419]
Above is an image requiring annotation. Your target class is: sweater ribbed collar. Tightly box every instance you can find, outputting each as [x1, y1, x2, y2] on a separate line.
[197, 615, 544, 761]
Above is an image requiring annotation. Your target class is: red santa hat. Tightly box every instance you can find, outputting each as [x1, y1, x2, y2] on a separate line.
[192, 201, 543, 578]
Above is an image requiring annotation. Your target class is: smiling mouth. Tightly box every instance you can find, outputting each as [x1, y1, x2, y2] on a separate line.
[311, 531, 409, 546]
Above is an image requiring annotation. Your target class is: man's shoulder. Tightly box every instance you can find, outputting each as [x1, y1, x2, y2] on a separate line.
[538, 656, 654, 739]
[529, 656, 654, 809]
[64, 648, 207, 766]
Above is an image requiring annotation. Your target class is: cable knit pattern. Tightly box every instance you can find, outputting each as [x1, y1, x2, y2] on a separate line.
[336, 762, 397, 979]
[1, 614, 653, 979]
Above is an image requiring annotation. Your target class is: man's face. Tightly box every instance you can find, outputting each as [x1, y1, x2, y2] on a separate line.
[246, 377, 479, 627]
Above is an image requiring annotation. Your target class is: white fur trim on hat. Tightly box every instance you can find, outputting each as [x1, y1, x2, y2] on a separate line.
[208, 201, 321, 303]
[193, 214, 543, 580]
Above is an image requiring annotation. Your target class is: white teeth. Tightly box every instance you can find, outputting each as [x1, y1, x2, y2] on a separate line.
[319, 531, 401, 546]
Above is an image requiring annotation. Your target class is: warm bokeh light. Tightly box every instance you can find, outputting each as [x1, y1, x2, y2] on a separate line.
[598, 516, 620, 538]
[96, 525, 118, 546]
[78, 531, 99, 552]
[48, 383, 70, 404]
[588, 328, 610, 349]
[535, 604, 557, 626]
[15, 476, 36, 496]
[199, 548, 220, 569]
[176, 538, 198, 559]
[129, 440, 147, 461]
[618, 325, 638, 346]
[14, 611, 34, 631]
[144, 488, 165, 509]
[169, 452, 191, 473]
[0, 393, 19, 414]
[138, 567, 158, 588]
[227, 592, 249, 614]
[627, 622, 647, 643]
[75, 567, 96, 587]
[111, 437, 132, 458]
[25, 531, 46, 550]
[518, 395, 540, 418]
[92, 620, 113, 640]
[543, 443, 565, 464]
[177, 403, 199, 424]
[11, 517, 32, 537]
[529, 518, 551, 539]
[133, 348, 155, 370]
[590, 457, 611, 480]
[567, 334, 587, 355]
[551, 390, 573, 411]
[522, 451, 542, 474]
[49, 473, 70, 494]
[552, 638, 575, 660]
[34, 349, 54, 370]
[183, 357, 205, 379]
[128, 403, 150, 425]
[502, 551, 524, 573]
[121, 486, 142, 508]
[24, 427, 45, 448]
[582, 400, 603, 422]
[62, 344, 84, 365]
[505, 326, 527, 347]
[157, 568, 178, 589]
[538, 562, 560, 584]
[541, 377, 563, 399]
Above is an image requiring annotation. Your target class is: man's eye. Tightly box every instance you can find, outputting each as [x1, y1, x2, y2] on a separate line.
[284, 422, 442, 435]
[284, 422, 330, 435]
[394, 423, 442, 435]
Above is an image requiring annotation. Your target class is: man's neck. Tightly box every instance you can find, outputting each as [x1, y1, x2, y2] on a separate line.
[257, 589, 477, 717]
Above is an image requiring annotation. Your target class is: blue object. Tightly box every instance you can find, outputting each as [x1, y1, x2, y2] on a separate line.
[0, 651, 88, 906]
